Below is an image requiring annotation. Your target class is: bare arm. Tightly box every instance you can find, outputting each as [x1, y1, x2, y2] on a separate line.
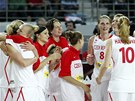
[96, 39, 112, 84]
[34, 53, 61, 73]
[87, 35, 95, 65]
[0, 34, 6, 41]
[20, 41, 39, 60]
[6, 44, 38, 68]
[0, 41, 8, 55]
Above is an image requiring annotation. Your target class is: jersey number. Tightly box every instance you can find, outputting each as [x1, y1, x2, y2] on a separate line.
[100, 51, 104, 59]
[119, 47, 134, 63]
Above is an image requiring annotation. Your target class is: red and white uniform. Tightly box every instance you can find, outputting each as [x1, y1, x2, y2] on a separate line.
[44, 36, 69, 101]
[44, 36, 69, 52]
[108, 36, 135, 101]
[6, 35, 41, 101]
[92, 35, 113, 81]
[91, 35, 113, 101]
[0, 33, 13, 101]
[59, 46, 84, 101]
[33, 42, 50, 100]
[0, 50, 13, 101]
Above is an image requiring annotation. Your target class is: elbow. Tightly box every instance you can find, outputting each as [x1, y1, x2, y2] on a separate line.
[20, 62, 28, 68]
[21, 64, 27, 68]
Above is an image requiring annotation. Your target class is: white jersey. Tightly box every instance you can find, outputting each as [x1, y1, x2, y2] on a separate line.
[6, 37, 45, 101]
[6, 39, 38, 87]
[34, 56, 50, 93]
[0, 32, 14, 100]
[0, 50, 11, 87]
[0, 49, 13, 100]
[108, 36, 135, 92]
[92, 35, 113, 81]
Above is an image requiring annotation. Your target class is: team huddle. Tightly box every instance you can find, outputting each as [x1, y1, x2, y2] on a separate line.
[0, 14, 135, 101]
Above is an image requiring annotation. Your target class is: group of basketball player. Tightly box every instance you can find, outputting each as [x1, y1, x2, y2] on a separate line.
[87, 14, 135, 101]
[0, 17, 91, 101]
[0, 13, 135, 101]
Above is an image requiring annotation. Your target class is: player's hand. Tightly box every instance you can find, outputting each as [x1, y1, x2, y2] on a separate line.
[50, 53, 61, 60]
[20, 41, 35, 51]
[82, 84, 90, 94]
[96, 77, 101, 85]
[86, 92, 92, 101]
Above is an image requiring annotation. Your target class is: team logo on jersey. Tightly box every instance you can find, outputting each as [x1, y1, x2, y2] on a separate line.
[75, 75, 83, 82]
[74, 63, 81, 68]
[94, 39, 97, 43]
[96, 62, 102, 68]
[108, 64, 112, 68]
[44, 70, 49, 78]
[96, 62, 112, 68]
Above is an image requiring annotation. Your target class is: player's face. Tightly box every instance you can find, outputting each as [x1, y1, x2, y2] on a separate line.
[51, 22, 62, 37]
[38, 29, 49, 43]
[112, 17, 119, 33]
[98, 18, 111, 34]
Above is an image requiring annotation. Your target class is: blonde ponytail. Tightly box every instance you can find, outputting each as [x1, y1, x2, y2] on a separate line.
[118, 16, 130, 44]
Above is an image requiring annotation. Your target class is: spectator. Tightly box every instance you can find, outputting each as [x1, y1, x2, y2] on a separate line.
[27, 0, 45, 21]
[129, 0, 135, 22]
[114, 0, 128, 16]
[62, 21, 76, 41]
[49, 0, 62, 19]
[61, 0, 79, 15]
[35, 17, 47, 27]
[8, 0, 27, 21]
[99, 0, 113, 16]
[0, 0, 7, 21]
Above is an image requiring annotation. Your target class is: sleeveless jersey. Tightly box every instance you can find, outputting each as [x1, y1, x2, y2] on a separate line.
[108, 36, 135, 92]
[34, 56, 50, 94]
[0, 45, 13, 101]
[92, 35, 113, 81]
[6, 35, 38, 87]
[0, 33, 13, 100]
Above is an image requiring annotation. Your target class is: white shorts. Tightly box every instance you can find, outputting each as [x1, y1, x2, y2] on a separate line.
[109, 92, 135, 101]
[13, 86, 45, 101]
[48, 68, 62, 101]
[0, 87, 13, 101]
[90, 79, 109, 101]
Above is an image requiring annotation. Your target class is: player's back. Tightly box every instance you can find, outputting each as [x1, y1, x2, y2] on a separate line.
[110, 36, 135, 92]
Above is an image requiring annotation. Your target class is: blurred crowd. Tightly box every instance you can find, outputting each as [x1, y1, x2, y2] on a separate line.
[0, 0, 79, 21]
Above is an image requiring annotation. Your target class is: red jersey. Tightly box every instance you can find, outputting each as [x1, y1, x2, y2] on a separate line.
[44, 36, 69, 52]
[59, 46, 83, 80]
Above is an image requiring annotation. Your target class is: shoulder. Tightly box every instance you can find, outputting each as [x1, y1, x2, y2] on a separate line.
[88, 35, 96, 46]
[89, 35, 96, 40]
